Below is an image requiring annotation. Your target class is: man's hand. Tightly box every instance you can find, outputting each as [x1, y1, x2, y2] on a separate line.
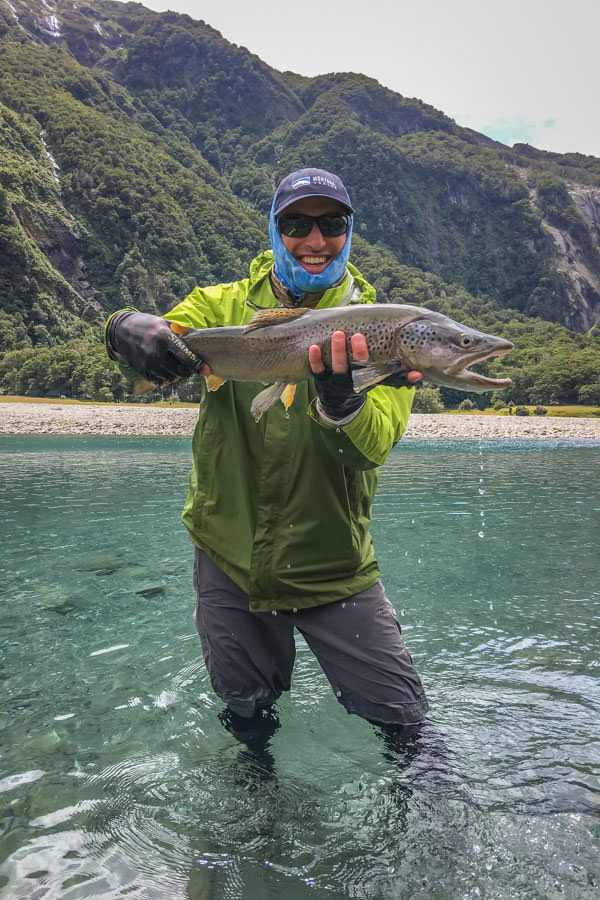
[308, 332, 369, 420]
[106, 311, 209, 386]
[309, 332, 421, 419]
[378, 370, 423, 389]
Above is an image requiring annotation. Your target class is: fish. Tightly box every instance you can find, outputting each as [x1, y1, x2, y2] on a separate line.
[134, 304, 513, 420]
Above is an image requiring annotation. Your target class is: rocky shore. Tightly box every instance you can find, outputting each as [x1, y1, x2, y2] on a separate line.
[1, 400, 600, 440]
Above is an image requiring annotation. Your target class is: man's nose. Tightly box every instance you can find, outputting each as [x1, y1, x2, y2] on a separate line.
[305, 223, 327, 249]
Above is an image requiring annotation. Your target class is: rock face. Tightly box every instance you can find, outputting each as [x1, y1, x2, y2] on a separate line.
[570, 185, 600, 241]
[544, 184, 600, 331]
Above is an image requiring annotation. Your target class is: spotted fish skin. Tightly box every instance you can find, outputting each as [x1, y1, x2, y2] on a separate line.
[133, 304, 513, 416]
[183, 304, 512, 384]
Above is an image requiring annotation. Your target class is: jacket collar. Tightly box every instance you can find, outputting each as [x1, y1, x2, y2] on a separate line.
[246, 251, 375, 311]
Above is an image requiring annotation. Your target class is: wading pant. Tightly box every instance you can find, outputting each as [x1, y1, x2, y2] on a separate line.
[193, 549, 429, 726]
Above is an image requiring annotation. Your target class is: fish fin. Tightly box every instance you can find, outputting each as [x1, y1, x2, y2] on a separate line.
[169, 322, 192, 335]
[350, 366, 391, 392]
[205, 374, 227, 392]
[250, 383, 287, 421]
[279, 383, 297, 410]
[130, 376, 158, 395]
[244, 307, 311, 332]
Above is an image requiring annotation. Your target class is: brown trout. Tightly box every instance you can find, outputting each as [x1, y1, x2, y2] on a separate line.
[135, 304, 513, 419]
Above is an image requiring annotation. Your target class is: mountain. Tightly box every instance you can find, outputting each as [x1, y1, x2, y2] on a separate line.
[1, 0, 599, 406]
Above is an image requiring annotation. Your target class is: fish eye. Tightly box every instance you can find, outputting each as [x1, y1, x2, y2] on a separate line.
[459, 334, 474, 347]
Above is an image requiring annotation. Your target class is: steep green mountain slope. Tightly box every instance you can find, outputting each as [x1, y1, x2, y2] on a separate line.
[1, 0, 599, 405]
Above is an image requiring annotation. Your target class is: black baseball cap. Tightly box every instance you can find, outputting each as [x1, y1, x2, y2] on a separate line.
[273, 168, 354, 216]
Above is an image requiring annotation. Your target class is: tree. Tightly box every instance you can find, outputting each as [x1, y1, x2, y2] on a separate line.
[578, 383, 600, 406]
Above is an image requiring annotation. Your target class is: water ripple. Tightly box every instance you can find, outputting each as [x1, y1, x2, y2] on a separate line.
[1, 437, 599, 898]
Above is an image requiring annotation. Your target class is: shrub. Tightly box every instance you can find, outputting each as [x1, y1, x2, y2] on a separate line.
[515, 406, 530, 416]
[412, 386, 444, 413]
[458, 398, 476, 411]
[578, 383, 600, 406]
[533, 405, 547, 416]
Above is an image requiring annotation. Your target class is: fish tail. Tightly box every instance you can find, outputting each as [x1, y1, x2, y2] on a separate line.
[250, 383, 292, 421]
[130, 376, 158, 395]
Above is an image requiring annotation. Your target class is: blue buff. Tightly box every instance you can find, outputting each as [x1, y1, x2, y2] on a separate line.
[268, 199, 353, 298]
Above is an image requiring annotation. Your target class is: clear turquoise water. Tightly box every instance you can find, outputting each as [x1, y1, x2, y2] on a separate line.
[1, 434, 599, 899]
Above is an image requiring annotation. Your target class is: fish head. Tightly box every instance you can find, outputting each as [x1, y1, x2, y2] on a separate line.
[395, 315, 513, 393]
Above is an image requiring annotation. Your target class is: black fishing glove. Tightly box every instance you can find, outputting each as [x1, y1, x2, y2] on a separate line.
[377, 371, 423, 389]
[313, 367, 366, 420]
[106, 311, 205, 384]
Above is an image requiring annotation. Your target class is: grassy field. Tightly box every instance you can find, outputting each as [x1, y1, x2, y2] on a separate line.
[0, 395, 200, 408]
[449, 405, 600, 418]
[1, 396, 599, 417]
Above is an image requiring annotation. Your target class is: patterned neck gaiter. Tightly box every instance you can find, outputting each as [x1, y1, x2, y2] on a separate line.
[268, 199, 353, 300]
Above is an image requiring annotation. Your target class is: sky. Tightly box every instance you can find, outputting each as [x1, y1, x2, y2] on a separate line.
[131, 0, 599, 158]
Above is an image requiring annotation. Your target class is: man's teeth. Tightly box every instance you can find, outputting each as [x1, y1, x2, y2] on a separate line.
[302, 256, 327, 264]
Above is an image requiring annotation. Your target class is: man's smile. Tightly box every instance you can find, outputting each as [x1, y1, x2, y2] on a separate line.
[297, 254, 332, 271]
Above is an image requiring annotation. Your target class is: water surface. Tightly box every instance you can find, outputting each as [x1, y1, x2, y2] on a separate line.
[1, 435, 599, 898]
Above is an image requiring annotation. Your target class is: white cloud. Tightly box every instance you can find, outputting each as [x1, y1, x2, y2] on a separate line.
[131, 0, 600, 156]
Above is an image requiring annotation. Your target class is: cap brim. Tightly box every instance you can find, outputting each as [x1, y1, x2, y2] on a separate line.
[274, 191, 354, 216]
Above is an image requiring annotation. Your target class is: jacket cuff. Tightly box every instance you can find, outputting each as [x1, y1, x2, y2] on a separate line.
[308, 399, 379, 470]
[104, 307, 138, 361]
[315, 398, 366, 428]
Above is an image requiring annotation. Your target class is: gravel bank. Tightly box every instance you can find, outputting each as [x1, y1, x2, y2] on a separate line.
[1, 401, 599, 440]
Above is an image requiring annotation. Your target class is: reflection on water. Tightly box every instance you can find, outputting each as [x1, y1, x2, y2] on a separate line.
[0, 435, 599, 898]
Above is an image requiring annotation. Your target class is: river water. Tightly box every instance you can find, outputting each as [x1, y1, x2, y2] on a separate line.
[0, 435, 599, 899]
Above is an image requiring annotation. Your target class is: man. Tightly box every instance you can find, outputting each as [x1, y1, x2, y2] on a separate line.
[105, 167, 428, 756]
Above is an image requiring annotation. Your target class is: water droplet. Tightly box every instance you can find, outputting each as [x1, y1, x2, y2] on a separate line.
[355, 633, 359, 638]
[289, 523, 294, 528]
[478, 488, 485, 495]
[292, 607, 297, 613]
[400, 609, 406, 616]
[286, 563, 291, 568]
[338, 448, 344, 454]
[417, 557, 422, 564]
[489, 602, 493, 611]
[271, 610, 277, 616]
[336, 690, 342, 698]
[341, 602, 346, 608]
[478, 531, 485, 538]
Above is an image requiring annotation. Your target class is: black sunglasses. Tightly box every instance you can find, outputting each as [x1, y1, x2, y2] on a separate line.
[277, 212, 350, 239]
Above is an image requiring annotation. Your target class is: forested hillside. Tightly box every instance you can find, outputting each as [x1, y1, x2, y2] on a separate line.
[1, 0, 599, 407]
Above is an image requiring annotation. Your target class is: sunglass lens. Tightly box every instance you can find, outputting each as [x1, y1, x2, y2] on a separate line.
[277, 214, 349, 238]
[277, 215, 312, 238]
[318, 215, 349, 237]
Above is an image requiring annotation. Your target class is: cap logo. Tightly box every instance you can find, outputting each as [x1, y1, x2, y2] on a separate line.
[312, 174, 337, 189]
[291, 176, 311, 189]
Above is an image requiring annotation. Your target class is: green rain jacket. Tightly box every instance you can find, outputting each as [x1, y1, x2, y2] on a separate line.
[111, 252, 414, 612]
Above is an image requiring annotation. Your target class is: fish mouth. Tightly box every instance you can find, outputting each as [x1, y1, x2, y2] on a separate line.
[443, 344, 513, 389]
